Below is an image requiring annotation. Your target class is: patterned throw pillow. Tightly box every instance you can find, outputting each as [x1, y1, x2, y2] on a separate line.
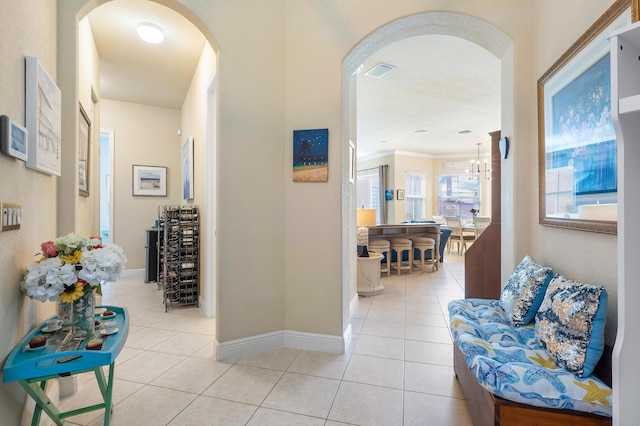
[535, 275, 607, 377]
[499, 255, 553, 327]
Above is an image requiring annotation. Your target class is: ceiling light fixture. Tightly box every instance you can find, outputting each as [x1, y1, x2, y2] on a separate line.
[137, 22, 164, 44]
[414, 130, 428, 134]
[466, 142, 491, 181]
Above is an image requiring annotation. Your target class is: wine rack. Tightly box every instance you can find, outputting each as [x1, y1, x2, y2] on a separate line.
[158, 205, 199, 311]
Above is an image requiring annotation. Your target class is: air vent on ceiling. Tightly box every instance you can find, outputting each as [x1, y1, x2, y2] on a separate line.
[365, 63, 395, 78]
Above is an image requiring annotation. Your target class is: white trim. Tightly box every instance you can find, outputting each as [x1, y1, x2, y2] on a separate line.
[215, 330, 348, 361]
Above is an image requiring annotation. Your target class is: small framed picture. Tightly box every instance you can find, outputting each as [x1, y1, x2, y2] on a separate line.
[397, 189, 405, 201]
[132, 165, 167, 197]
[0, 115, 28, 161]
[385, 189, 394, 201]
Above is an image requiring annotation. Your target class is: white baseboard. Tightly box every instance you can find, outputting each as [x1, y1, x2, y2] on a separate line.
[215, 329, 349, 361]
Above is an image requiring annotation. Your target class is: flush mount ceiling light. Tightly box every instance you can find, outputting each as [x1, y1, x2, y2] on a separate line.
[137, 22, 164, 44]
[365, 63, 395, 78]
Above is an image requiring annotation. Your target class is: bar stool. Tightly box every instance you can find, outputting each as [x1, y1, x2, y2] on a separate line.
[390, 239, 412, 275]
[369, 239, 391, 276]
[412, 237, 436, 272]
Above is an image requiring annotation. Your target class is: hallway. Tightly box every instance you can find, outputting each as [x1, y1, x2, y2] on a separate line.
[59, 254, 471, 425]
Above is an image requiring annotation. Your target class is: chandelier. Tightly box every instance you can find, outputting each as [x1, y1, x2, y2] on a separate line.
[467, 143, 491, 181]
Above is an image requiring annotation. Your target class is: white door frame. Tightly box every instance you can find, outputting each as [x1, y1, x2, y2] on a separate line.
[203, 74, 218, 317]
[99, 129, 115, 244]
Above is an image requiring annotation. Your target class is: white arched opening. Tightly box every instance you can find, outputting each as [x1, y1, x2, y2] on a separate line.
[340, 12, 514, 334]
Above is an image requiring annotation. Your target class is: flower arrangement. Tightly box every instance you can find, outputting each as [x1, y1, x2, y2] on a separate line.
[20, 233, 127, 303]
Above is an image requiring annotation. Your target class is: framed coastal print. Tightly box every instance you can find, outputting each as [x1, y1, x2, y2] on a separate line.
[537, 0, 630, 234]
[293, 128, 328, 182]
[25, 56, 62, 175]
[182, 137, 194, 200]
[78, 104, 90, 196]
[132, 165, 167, 197]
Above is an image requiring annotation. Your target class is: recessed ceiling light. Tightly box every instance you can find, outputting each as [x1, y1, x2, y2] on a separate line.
[458, 130, 471, 134]
[137, 22, 164, 44]
[365, 63, 395, 78]
[381, 140, 388, 143]
[414, 130, 428, 134]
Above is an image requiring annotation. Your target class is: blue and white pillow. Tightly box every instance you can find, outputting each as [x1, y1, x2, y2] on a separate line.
[535, 275, 607, 377]
[499, 255, 553, 327]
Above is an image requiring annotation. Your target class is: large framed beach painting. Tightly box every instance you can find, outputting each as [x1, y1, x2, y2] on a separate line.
[293, 128, 328, 182]
[538, 0, 631, 234]
[132, 165, 167, 196]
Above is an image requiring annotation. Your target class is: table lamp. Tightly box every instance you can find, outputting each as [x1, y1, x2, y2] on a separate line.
[356, 208, 376, 247]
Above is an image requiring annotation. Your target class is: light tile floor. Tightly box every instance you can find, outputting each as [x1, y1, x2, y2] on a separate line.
[60, 254, 472, 426]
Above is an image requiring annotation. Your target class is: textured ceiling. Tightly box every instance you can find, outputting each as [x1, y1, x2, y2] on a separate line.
[357, 34, 501, 158]
[87, 2, 500, 157]
[87, 0, 205, 109]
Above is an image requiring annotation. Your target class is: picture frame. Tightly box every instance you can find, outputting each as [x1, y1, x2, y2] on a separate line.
[25, 56, 62, 176]
[182, 137, 194, 200]
[78, 104, 90, 196]
[132, 165, 167, 197]
[397, 189, 405, 201]
[537, 0, 630, 235]
[293, 128, 328, 182]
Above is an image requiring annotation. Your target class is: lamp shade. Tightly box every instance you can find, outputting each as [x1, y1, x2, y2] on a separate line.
[356, 209, 376, 227]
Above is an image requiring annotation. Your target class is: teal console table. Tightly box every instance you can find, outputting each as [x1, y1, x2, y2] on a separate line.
[3, 305, 129, 425]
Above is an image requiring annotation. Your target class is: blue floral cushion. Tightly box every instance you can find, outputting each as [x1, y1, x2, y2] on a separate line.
[535, 276, 607, 378]
[449, 298, 611, 417]
[499, 256, 553, 327]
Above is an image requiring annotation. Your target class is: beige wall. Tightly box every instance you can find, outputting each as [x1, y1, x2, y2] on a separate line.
[180, 43, 217, 302]
[101, 99, 182, 269]
[0, 2, 58, 423]
[77, 16, 101, 237]
[531, 0, 618, 344]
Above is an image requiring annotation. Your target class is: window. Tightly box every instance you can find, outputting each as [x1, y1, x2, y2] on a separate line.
[357, 170, 381, 223]
[405, 172, 425, 220]
[437, 174, 480, 220]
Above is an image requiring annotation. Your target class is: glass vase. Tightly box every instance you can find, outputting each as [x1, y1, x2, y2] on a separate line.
[56, 300, 73, 326]
[72, 287, 95, 340]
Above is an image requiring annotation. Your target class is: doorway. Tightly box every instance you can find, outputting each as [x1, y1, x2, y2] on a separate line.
[342, 12, 513, 329]
[99, 129, 114, 244]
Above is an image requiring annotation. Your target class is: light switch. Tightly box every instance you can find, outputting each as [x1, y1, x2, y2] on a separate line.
[1, 202, 21, 231]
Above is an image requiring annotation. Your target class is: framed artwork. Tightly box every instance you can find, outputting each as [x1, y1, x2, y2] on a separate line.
[537, 0, 630, 234]
[182, 137, 194, 200]
[397, 189, 405, 201]
[25, 56, 62, 176]
[293, 128, 328, 182]
[385, 189, 394, 201]
[78, 104, 90, 196]
[132, 165, 167, 197]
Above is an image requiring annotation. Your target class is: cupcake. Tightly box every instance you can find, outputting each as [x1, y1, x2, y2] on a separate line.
[29, 335, 46, 348]
[86, 339, 103, 350]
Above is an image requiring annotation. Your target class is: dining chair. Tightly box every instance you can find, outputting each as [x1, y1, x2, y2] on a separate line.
[474, 216, 491, 239]
[445, 216, 475, 255]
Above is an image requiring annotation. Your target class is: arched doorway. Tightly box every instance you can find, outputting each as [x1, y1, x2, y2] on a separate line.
[57, 0, 219, 320]
[341, 12, 513, 333]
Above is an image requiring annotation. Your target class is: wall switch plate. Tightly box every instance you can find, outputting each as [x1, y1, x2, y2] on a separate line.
[1, 202, 21, 231]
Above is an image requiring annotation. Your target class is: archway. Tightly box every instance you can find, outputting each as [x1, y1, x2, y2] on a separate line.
[57, 0, 220, 320]
[341, 12, 513, 334]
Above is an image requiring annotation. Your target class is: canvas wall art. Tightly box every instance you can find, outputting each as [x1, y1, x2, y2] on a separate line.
[293, 128, 328, 182]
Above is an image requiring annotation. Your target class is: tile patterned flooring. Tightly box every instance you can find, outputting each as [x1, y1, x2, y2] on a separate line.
[60, 254, 472, 425]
